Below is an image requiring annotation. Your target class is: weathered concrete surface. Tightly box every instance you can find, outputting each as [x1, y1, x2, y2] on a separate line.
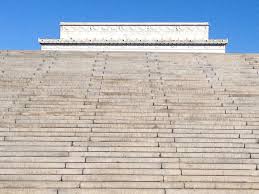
[0, 51, 259, 193]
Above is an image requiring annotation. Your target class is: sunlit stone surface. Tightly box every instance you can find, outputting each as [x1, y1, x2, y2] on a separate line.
[0, 51, 259, 193]
[39, 22, 228, 53]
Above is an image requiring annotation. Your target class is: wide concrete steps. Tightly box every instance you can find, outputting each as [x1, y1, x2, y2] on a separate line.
[0, 51, 259, 193]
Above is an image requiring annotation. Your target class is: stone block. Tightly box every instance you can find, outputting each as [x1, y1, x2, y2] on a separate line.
[59, 189, 164, 194]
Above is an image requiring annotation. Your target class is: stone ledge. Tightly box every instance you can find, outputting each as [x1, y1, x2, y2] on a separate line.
[60, 22, 209, 26]
[39, 39, 228, 46]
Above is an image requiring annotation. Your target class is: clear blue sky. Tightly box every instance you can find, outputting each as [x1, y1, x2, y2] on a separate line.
[0, 0, 258, 53]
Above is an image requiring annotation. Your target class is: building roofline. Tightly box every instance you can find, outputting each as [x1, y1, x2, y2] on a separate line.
[39, 38, 228, 46]
[60, 22, 209, 26]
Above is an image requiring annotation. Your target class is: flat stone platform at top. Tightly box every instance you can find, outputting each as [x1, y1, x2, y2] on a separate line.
[0, 51, 259, 194]
[39, 22, 228, 53]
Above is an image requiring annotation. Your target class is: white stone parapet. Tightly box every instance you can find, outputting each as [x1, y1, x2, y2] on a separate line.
[60, 22, 209, 41]
[39, 22, 228, 53]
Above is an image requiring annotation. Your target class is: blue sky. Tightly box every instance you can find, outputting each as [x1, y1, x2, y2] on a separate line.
[0, 0, 258, 53]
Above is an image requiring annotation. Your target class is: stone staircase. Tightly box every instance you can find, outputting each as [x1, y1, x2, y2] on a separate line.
[0, 51, 259, 193]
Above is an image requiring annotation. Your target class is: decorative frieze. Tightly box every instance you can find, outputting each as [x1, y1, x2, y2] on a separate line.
[60, 22, 209, 41]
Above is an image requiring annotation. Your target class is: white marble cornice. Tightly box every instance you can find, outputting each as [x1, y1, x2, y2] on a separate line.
[39, 39, 228, 46]
[60, 22, 209, 26]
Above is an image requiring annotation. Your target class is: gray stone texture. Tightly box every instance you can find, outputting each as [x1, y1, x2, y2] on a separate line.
[0, 51, 259, 193]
